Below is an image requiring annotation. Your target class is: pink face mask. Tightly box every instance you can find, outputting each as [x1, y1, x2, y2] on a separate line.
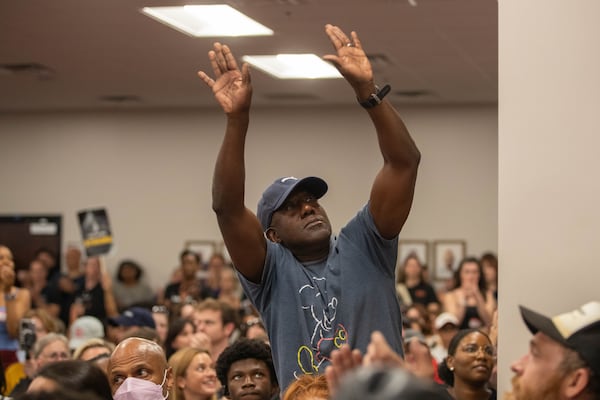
[113, 369, 169, 400]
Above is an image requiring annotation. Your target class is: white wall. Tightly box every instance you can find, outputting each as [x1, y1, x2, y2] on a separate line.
[498, 0, 600, 396]
[0, 104, 497, 292]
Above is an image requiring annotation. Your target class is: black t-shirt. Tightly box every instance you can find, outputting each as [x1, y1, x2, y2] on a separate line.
[407, 281, 440, 306]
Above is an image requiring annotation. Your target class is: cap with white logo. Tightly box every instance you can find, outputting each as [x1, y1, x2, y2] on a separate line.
[520, 301, 600, 376]
[256, 176, 328, 231]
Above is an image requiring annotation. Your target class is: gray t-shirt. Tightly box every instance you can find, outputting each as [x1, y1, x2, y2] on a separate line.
[239, 205, 403, 391]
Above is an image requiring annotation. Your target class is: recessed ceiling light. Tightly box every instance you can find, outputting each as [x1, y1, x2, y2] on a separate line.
[242, 54, 342, 79]
[140, 5, 274, 37]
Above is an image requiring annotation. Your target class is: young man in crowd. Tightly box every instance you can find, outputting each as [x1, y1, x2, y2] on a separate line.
[215, 338, 279, 400]
[192, 298, 238, 361]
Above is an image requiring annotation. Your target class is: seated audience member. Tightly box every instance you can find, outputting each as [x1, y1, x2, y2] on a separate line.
[70, 256, 118, 324]
[205, 254, 227, 295]
[107, 337, 174, 399]
[68, 315, 105, 352]
[283, 373, 329, 400]
[165, 318, 210, 359]
[50, 245, 84, 328]
[396, 254, 440, 309]
[163, 250, 215, 314]
[24, 308, 61, 341]
[25, 258, 59, 315]
[192, 299, 238, 361]
[404, 303, 434, 338]
[480, 253, 498, 301]
[429, 312, 460, 364]
[168, 347, 219, 400]
[106, 306, 156, 344]
[10, 333, 71, 397]
[26, 359, 113, 400]
[0, 245, 32, 369]
[112, 259, 156, 311]
[509, 301, 600, 400]
[123, 326, 162, 344]
[152, 304, 170, 344]
[73, 337, 115, 361]
[33, 247, 60, 283]
[215, 339, 279, 400]
[437, 328, 496, 400]
[333, 366, 447, 400]
[217, 266, 243, 312]
[3, 309, 60, 395]
[403, 329, 439, 382]
[442, 257, 495, 330]
[16, 387, 105, 400]
[241, 316, 269, 343]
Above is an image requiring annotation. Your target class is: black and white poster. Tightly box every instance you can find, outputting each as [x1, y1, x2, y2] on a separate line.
[77, 208, 112, 257]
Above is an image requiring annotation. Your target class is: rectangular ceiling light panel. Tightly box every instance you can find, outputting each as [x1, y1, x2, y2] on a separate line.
[242, 54, 342, 79]
[141, 5, 274, 37]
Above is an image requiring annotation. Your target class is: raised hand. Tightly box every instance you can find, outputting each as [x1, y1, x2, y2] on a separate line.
[325, 344, 363, 398]
[323, 24, 373, 88]
[197, 42, 252, 115]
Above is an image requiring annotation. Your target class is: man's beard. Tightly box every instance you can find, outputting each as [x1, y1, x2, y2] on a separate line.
[509, 374, 563, 400]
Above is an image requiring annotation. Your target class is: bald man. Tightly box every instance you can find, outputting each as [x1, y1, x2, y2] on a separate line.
[107, 337, 173, 400]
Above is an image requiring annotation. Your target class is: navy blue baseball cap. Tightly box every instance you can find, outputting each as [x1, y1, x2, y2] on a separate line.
[107, 307, 156, 329]
[257, 176, 328, 231]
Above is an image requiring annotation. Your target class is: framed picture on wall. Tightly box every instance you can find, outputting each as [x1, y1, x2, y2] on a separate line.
[433, 240, 466, 280]
[398, 240, 429, 270]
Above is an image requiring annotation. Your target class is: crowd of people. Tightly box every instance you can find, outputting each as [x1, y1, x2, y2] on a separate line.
[1, 22, 599, 400]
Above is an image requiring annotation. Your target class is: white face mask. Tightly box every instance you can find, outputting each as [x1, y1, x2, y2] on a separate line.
[114, 369, 169, 400]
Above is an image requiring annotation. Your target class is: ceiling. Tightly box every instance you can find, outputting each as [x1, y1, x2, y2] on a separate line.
[0, 0, 497, 112]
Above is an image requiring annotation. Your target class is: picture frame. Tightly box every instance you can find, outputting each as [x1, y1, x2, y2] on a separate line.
[433, 240, 466, 280]
[398, 240, 429, 271]
[184, 240, 217, 265]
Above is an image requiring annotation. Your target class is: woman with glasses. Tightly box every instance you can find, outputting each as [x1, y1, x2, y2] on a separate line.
[9, 333, 71, 397]
[437, 329, 496, 400]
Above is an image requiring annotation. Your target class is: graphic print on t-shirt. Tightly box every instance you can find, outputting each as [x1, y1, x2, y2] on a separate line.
[294, 274, 347, 377]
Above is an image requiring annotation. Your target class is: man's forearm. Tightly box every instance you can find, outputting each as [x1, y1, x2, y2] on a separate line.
[212, 113, 249, 215]
[368, 100, 420, 167]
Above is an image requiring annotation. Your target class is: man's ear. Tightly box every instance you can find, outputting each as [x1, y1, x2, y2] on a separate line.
[563, 367, 590, 398]
[224, 322, 236, 338]
[265, 228, 281, 243]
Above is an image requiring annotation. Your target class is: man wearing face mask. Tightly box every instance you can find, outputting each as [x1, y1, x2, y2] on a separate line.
[108, 337, 174, 400]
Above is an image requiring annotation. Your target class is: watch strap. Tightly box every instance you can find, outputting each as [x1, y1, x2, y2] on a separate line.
[358, 84, 391, 108]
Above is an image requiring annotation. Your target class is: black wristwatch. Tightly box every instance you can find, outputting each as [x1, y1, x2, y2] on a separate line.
[358, 84, 391, 108]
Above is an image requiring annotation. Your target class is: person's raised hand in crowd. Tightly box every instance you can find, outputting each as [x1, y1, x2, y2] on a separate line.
[197, 42, 252, 116]
[324, 343, 363, 398]
[363, 331, 404, 367]
[189, 330, 212, 354]
[325, 331, 404, 397]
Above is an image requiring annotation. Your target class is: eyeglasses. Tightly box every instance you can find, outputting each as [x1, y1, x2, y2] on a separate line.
[152, 305, 169, 314]
[461, 343, 495, 357]
[41, 351, 70, 361]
